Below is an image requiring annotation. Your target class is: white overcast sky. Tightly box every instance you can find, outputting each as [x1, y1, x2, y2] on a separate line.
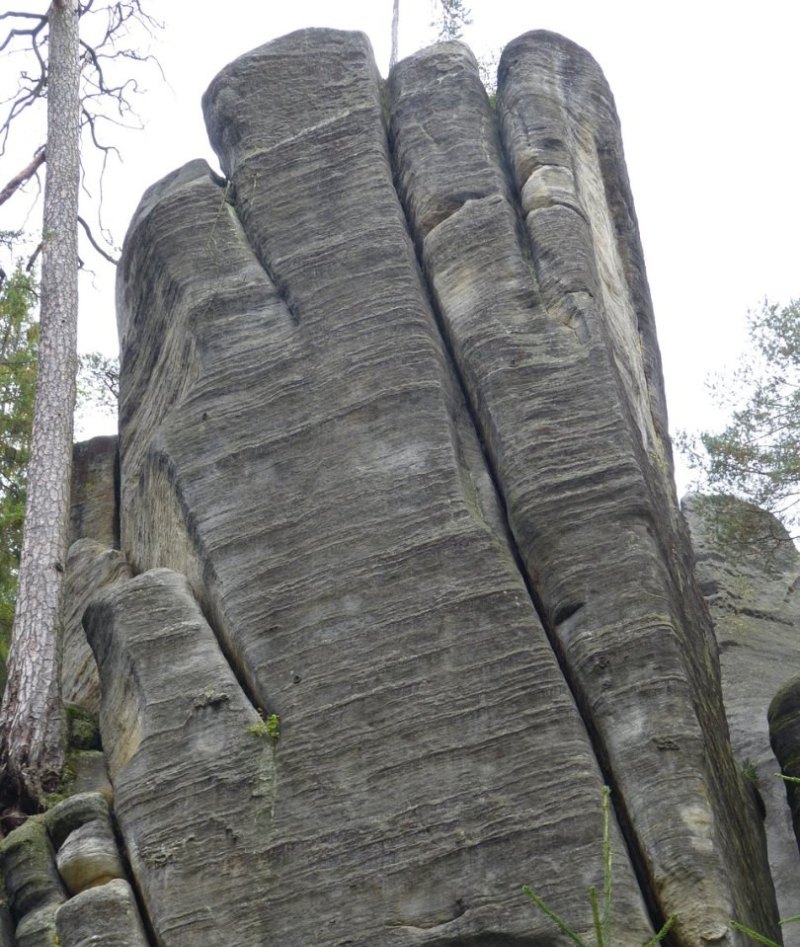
[3, 1, 799, 492]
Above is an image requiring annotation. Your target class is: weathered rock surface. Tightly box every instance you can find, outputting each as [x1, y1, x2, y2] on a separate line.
[62, 751, 112, 800]
[114, 30, 653, 942]
[6, 24, 784, 947]
[104, 24, 783, 946]
[84, 568, 277, 946]
[55, 879, 149, 947]
[52, 808, 124, 895]
[0, 795, 149, 947]
[684, 494, 800, 934]
[388, 33, 776, 943]
[0, 817, 64, 947]
[69, 436, 118, 549]
[62, 539, 133, 714]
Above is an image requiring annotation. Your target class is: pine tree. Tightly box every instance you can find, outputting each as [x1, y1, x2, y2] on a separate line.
[679, 298, 800, 543]
[0, 266, 38, 697]
[0, 0, 81, 809]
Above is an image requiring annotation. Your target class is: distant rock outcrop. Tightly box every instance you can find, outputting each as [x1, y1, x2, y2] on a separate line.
[684, 494, 800, 938]
[2, 27, 792, 947]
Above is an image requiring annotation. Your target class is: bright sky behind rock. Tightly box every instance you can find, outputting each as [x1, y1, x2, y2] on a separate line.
[3, 0, 799, 492]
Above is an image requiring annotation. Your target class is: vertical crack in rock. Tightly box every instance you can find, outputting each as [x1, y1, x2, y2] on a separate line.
[387, 31, 779, 944]
[105, 804, 160, 947]
[386, 37, 668, 937]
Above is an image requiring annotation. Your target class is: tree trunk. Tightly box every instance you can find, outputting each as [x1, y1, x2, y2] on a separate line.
[390, 0, 399, 69]
[0, 0, 80, 812]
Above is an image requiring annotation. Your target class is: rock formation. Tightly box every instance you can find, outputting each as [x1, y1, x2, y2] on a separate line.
[1, 26, 793, 947]
[684, 495, 800, 938]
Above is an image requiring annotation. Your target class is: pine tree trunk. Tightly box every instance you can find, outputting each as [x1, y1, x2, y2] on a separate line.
[390, 0, 399, 69]
[0, 0, 80, 811]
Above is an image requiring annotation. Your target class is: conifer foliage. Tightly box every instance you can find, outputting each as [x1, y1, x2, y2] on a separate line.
[680, 298, 800, 540]
[0, 266, 37, 697]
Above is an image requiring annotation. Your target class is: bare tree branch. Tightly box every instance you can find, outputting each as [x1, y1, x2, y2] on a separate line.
[0, 11, 47, 20]
[2, 2, 162, 262]
[0, 147, 44, 207]
[77, 214, 117, 264]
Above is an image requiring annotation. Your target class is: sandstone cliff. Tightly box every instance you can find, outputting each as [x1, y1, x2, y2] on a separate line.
[684, 495, 800, 939]
[0, 28, 791, 947]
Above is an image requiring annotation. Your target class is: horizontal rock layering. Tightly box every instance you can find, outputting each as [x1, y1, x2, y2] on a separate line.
[25, 26, 786, 947]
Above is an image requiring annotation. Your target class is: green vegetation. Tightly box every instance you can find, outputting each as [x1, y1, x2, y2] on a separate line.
[433, 0, 472, 41]
[76, 351, 118, 417]
[679, 298, 800, 541]
[0, 264, 119, 698]
[731, 915, 800, 947]
[741, 758, 759, 785]
[523, 786, 675, 947]
[246, 713, 280, 742]
[0, 266, 38, 695]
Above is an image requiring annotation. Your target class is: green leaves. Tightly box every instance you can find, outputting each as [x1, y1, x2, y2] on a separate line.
[679, 298, 800, 537]
[432, 0, 472, 41]
[0, 266, 38, 693]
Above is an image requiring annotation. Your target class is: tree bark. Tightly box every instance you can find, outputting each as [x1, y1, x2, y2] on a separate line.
[0, 0, 80, 811]
[390, 0, 399, 69]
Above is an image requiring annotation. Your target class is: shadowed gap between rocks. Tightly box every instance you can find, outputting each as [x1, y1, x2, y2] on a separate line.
[106, 775, 160, 947]
[132, 439, 276, 728]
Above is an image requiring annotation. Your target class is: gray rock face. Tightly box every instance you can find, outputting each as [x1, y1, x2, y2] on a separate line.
[69, 436, 118, 549]
[0, 818, 64, 942]
[24, 25, 784, 947]
[116, 31, 652, 945]
[54, 813, 124, 896]
[55, 879, 149, 947]
[684, 494, 800, 934]
[387, 37, 775, 942]
[84, 568, 277, 946]
[0, 795, 149, 947]
[62, 539, 132, 714]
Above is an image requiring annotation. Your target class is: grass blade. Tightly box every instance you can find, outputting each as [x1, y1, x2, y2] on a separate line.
[730, 920, 781, 947]
[589, 886, 604, 947]
[522, 886, 590, 947]
[643, 914, 677, 947]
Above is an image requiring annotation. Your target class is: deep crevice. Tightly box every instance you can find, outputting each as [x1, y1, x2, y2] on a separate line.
[107, 804, 161, 947]
[216, 177, 301, 326]
[124, 447, 270, 728]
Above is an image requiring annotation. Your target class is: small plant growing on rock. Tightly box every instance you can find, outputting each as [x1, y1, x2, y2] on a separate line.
[523, 785, 675, 947]
[245, 713, 280, 742]
[741, 758, 759, 784]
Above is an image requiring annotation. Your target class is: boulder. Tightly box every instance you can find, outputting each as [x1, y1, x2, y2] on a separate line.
[0, 817, 64, 947]
[55, 879, 149, 947]
[84, 568, 278, 946]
